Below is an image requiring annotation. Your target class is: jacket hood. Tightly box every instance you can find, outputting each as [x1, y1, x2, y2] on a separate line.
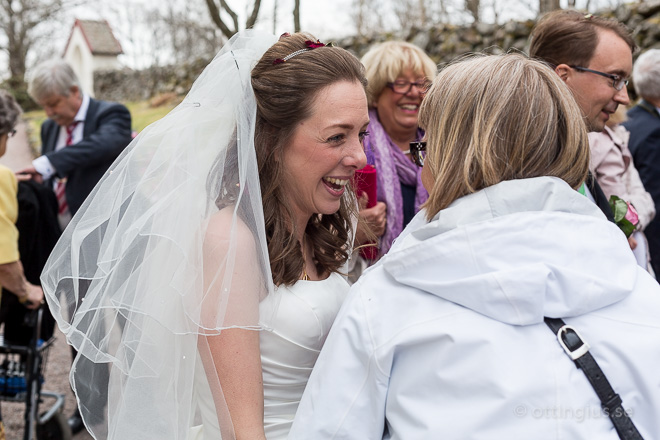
[382, 177, 639, 325]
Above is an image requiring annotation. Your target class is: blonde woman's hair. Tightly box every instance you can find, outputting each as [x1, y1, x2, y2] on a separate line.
[419, 53, 589, 220]
[361, 41, 437, 106]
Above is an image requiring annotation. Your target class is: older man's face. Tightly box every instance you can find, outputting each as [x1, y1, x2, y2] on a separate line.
[38, 86, 82, 127]
[562, 29, 633, 132]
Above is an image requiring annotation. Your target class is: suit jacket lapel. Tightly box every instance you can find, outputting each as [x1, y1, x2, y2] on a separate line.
[83, 98, 99, 138]
[43, 121, 61, 154]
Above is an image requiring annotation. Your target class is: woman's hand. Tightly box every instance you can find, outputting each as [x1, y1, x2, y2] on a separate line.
[355, 194, 387, 245]
[16, 166, 43, 183]
[21, 283, 45, 310]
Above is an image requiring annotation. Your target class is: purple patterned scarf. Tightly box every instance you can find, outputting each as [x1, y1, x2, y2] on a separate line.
[364, 108, 428, 255]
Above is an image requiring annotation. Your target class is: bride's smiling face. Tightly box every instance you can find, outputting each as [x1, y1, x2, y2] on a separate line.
[281, 80, 369, 225]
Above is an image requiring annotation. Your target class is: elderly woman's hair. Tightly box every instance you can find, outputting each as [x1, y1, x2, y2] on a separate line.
[28, 59, 81, 102]
[632, 49, 660, 101]
[361, 41, 437, 107]
[0, 90, 22, 135]
[251, 32, 367, 286]
[419, 53, 589, 220]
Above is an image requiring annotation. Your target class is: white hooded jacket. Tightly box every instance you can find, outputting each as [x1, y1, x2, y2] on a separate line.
[289, 177, 660, 440]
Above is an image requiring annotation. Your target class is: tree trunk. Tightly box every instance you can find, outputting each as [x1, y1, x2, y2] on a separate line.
[273, 0, 278, 33]
[293, 0, 300, 33]
[466, 0, 480, 22]
[539, 0, 560, 14]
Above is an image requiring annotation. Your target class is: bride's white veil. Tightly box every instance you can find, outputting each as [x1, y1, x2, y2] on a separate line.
[41, 29, 280, 439]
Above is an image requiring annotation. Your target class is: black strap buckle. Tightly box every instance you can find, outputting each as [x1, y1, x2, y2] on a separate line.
[556, 324, 590, 360]
[604, 393, 624, 413]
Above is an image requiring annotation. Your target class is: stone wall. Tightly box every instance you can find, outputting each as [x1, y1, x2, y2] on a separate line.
[338, 1, 660, 64]
[93, 58, 209, 102]
[94, 2, 660, 102]
[337, 20, 535, 65]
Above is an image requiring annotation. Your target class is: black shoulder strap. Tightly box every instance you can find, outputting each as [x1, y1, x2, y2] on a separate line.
[585, 171, 615, 222]
[544, 317, 644, 440]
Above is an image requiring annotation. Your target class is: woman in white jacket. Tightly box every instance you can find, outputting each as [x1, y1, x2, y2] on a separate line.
[289, 54, 660, 439]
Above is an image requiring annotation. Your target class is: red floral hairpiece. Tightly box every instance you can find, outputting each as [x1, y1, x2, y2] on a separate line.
[305, 39, 325, 48]
[273, 39, 329, 65]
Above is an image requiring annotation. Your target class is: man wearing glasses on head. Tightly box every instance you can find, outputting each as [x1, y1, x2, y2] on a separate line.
[529, 10, 635, 221]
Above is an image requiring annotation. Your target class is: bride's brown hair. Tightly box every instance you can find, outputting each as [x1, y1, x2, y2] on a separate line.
[251, 32, 367, 286]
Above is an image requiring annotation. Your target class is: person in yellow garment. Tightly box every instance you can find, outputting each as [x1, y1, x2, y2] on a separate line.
[0, 90, 44, 438]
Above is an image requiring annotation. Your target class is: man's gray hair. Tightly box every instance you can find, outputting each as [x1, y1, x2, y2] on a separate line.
[27, 59, 81, 102]
[633, 49, 660, 101]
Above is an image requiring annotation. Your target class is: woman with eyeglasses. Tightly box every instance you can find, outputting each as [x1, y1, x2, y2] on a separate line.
[355, 41, 436, 262]
[0, 90, 44, 310]
[290, 54, 660, 439]
[0, 90, 44, 439]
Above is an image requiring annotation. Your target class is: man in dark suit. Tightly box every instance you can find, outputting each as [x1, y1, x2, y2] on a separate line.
[18, 59, 132, 230]
[623, 49, 660, 275]
[18, 59, 132, 434]
[529, 11, 635, 222]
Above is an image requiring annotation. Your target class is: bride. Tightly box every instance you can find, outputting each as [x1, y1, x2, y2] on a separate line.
[41, 30, 370, 439]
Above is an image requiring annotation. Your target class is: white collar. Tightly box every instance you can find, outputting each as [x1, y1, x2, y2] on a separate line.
[73, 93, 91, 124]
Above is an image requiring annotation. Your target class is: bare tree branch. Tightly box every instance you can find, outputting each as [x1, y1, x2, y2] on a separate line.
[0, 0, 79, 80]
[245, 0, 261, 29]
[204, 0, 234, 38]
[354, 0, 383, 37]
[219, 0, 239, 31]
[204, 0, 261, 39]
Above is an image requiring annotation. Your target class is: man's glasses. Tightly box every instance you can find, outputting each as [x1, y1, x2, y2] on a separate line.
[409, 141, 426, 167]
[386, 80, 431, 95]
[569, 66, 629, 91]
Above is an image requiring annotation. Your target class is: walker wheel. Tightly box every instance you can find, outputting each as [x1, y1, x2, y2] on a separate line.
[36, 411, 72, 440]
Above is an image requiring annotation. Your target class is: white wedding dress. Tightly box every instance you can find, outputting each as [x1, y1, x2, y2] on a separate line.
[189, 272, 350, 440]
[40, 30, 358, 439]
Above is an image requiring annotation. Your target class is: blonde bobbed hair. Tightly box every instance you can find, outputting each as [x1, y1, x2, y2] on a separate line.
[361, 41, 437, 106]
[419, 53, 589, 221]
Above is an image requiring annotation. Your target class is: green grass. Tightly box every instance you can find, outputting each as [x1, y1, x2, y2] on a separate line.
[125, 100, 178, 133]
[22, 110, 48, 157]
[22, 99, 178, 155]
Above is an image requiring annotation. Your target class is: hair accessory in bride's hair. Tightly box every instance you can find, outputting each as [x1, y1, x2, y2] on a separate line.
[305, 39, 325, 48]
[272, 39, 330, 64]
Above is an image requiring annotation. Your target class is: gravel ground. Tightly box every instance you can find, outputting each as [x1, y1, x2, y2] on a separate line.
[3, 326, 94, 440]
[0, 121, 34, 172]
[1, 121, 95, 439]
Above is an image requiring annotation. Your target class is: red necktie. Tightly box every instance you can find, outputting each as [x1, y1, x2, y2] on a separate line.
[56, 121, 80, 215]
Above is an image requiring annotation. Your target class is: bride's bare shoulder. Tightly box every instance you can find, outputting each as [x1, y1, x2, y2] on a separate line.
[204, 206, 257, 248]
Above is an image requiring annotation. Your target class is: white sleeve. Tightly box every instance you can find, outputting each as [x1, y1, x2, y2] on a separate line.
[289, 287, 389, 440]
[32, 155, 56, 180]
